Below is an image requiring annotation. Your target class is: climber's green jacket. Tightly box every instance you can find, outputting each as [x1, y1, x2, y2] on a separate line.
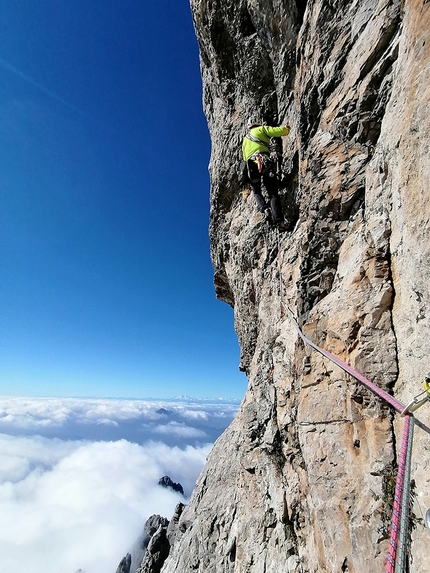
[242, 125, 290, 162]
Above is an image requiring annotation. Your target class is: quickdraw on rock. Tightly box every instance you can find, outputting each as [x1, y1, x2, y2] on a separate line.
[401, 374, 430, 415]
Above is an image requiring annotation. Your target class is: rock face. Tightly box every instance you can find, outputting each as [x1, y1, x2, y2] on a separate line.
[115, 515, 170, 573]
[157, 1, 430, 572]
[115, 553, 132, 573]
[158, 475, 185, 496]
[136, 505, 185, 573]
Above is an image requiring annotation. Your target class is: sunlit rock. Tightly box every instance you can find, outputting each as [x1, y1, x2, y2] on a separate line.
[139, 1, 430, 571]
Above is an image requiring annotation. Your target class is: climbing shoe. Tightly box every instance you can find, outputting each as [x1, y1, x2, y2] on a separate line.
[277, 220, 289, 232]
[264, 209, 272, 224]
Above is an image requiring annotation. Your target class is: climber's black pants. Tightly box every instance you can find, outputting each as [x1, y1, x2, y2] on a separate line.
[247, 160, 283, 223]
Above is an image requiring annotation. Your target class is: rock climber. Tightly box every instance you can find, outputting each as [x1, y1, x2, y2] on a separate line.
[242, 117, 290, 231]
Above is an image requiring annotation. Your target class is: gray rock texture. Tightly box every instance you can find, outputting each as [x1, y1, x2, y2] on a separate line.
[135, 527, 169, 573]
[158, 475, 185, 496]
[143, 515, 170, 541]
[153, 1, 430, 572]
[136, 505, 185, 573]
[115, 515, 170, 573]
[115, 553, 131, 573]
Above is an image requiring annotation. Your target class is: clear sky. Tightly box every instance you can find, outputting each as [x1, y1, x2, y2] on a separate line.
[0, 0, 247, 400]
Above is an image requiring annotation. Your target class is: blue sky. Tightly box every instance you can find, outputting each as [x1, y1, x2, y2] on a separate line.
[0, 0, 246, 399]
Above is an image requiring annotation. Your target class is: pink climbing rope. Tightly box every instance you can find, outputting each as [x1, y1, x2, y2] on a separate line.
[389, 414, 414, 573]
[284, 306, 405, 413]
[277, 229, 285, 317]
[283, 306, 414, 571]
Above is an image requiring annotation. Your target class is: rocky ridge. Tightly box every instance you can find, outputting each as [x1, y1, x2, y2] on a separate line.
[158, 475, 185, 496]
[134, 1, 430, 572]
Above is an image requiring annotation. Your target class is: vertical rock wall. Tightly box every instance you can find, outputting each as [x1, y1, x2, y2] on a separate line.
[159, 1, 430, 571]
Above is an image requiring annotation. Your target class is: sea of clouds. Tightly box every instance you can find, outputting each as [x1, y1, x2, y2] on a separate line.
[0, 395, 240, 573]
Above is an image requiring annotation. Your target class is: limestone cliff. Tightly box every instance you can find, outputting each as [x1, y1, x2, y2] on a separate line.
[155, 1, 430, 571]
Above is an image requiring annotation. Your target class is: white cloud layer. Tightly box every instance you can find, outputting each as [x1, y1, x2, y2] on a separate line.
[0, 396, 239, 573]
[0, 396, 239, 447]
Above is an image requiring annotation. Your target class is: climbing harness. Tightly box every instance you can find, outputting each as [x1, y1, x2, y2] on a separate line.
[245, 130, 270, 148]
[248, 151, 272, 174]
[281, 305, 426, 572]
[246, 130, 272, 174]
[255, 153, 265, 173]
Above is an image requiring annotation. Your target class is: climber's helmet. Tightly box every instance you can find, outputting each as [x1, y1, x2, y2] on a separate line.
[247, 116, 263, 130]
